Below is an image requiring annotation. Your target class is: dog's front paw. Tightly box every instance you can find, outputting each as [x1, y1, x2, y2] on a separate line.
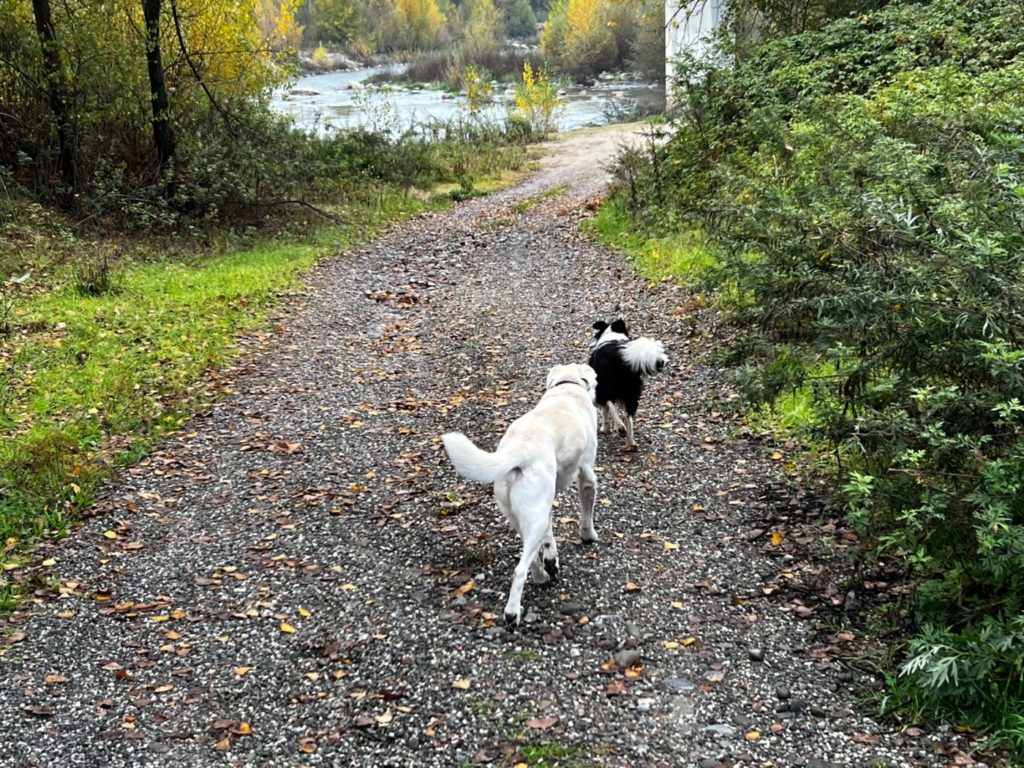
[616, 425, 627, 438]
[622, 443, 638, 453]
[580, 528, 599, 544]
[503, 607, 522, 628]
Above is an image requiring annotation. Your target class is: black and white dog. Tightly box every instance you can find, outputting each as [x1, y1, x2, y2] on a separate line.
[588, 319, 668, 451]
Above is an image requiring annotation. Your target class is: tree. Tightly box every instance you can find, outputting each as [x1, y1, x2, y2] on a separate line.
[504, 0, 537, 38]
[541, 0, 616, 80]
[458, 0, 501, 60]
[30, 0, 76, 203]
[142, 0, 176, 185]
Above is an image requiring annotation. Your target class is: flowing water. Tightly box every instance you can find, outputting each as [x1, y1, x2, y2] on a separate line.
[269, 66, 664, 134]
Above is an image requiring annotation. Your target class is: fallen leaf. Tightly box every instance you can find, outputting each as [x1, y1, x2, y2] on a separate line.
[605, 679, 626, 696]
[745, 730, 761, 741]
[770, 530, 784, 547]
[452, 678, 471, 690]
[8, 632, 26, 643]
[235, 722, 252, 736]
[374, 711, 393, 725]
[103, 530, 118, 540]
[455, 579, 475, 596]
[298, 737, 317, 753]
[851, 732, 880, 745]
[297, 606, 312, 618]
[280, 622, 297, 634]
[670, 601, 684, 610]
[623, 582, 641, 593]
[663, 541, 679, 551]
[624, 662, 644, 679]
[525, 716, 558, 730]
[153, 684, 174, 693]
[44, 674, 68, 684]
[213, 737, 231, 751]
[235, 666, 254, 677]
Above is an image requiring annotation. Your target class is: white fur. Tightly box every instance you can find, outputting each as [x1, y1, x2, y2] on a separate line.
[589, 329, 628, 353]
[441, 363, 599, 626]
[621, 337, 667, 376]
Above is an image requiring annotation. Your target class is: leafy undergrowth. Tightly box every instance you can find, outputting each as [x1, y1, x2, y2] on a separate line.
[0, 191, 446, 608]
[583, 200, 715, 288]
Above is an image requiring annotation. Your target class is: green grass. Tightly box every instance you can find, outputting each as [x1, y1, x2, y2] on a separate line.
[584, 201, 716, 287]
[512, 184, 569, 213]
[517, 743, 583, 766]
[0, 191, 432, 603]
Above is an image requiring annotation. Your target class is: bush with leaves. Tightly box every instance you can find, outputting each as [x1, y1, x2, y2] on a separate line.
[616, 0, 1024, 750]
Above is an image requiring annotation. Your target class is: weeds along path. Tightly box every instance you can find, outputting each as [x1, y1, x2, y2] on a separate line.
[0, 124, 964, 768]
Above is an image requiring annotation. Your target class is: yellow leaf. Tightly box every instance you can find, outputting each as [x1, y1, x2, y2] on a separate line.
[671, 601, 684, 610]
[42, 558, 56, 567]
[153, 684, 174, 693]
[214, 737, 231, 751]
[103, 530, 118, 539]
[151, 615, 170, 623]
[770, 530, 784, 547]
[623, 582, 640, 593]
[236, 722, 252, 735]
[745, 730, 761, 741]
[771, 451, 783, 460]
[663, 541, 679, 551]
[280, 622, 297, 634]
[681, 636, 698, 646]
[452, 678, 471, 690]
[57, 610, 75, 619]
[455, 579, 475, 596]
[341, 583, 356, 591]
[664, 640, 680, 650]
[235, 666, 254, 677]
[304, 672, 320, 681]
[297, 606, 312, 618]
[165, 631, 183, 641]
[374, 711, 393, 725]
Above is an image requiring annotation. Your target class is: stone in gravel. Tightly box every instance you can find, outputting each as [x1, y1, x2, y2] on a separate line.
[559, 602, 583, 615]
[662, 677, 696, 694]
[704, 724, 737, 738]
[747, 647, 764, 662]
[614, 649, 642, 669]
[810, 705, 827, 718]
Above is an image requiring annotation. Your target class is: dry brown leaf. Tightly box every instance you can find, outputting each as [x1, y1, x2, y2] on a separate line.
[623, 582, 640, 593]
[525, 716, 558, 730]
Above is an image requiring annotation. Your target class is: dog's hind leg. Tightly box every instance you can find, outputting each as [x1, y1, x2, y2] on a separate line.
[623, 414, 637, 452]
[607, 403, 627, 438]
[540, 524, 559, 581]
[505, 514, 548, 627]
[577, 465, 598, 542]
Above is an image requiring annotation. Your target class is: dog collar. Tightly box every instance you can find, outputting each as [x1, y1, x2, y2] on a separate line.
[551, 380, 586, 390]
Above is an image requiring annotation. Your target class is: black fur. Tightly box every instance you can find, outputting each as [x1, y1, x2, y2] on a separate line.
[588, 320, 642, 418]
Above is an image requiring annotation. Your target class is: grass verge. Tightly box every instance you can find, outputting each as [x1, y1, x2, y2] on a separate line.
[583, 201, 715, 287]
[0, 191, 440, 606]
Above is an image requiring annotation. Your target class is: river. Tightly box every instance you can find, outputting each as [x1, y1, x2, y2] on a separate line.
[269, 66, 664, 134]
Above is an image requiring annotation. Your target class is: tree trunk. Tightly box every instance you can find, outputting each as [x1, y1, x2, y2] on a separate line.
[30, 0, 76, 205]
[142, 0, 176, 190]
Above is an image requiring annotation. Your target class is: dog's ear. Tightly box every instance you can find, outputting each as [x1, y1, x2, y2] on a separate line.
[592, 320, 608, 333]
[611, 319, 628, 335]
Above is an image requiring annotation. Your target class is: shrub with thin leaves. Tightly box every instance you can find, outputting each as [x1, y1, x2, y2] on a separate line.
[617, 0, 1024, 749]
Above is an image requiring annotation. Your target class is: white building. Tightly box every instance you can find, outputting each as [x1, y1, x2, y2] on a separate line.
[665, 0, 726, 105]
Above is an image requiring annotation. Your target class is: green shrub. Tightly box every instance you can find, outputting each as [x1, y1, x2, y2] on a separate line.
[616, 0, 1024, 749]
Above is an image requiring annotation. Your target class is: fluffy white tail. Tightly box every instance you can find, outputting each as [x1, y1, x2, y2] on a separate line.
[621, 337, 667, 375]
[442, 432, 528, 484]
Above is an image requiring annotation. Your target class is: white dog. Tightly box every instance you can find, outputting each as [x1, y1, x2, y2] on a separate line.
[441, 363, 599, 626]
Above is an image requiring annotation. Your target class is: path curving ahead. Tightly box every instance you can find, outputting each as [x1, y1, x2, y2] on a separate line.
[0, 125, 964, 768]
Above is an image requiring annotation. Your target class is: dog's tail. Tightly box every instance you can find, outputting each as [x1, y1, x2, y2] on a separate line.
[441, 432, 530, 484]
[621, 337, 667, 376]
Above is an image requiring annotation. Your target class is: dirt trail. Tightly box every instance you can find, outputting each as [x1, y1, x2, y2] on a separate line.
[0, 124, 965, 768]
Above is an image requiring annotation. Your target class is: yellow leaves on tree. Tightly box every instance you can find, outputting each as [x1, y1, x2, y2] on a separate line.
[541, 0, 618, 79]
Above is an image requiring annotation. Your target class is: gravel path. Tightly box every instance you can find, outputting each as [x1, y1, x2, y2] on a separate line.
[0, 125, 970, 768]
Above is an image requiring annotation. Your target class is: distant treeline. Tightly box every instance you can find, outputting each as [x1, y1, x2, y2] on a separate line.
[287, 0, 664, 79]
